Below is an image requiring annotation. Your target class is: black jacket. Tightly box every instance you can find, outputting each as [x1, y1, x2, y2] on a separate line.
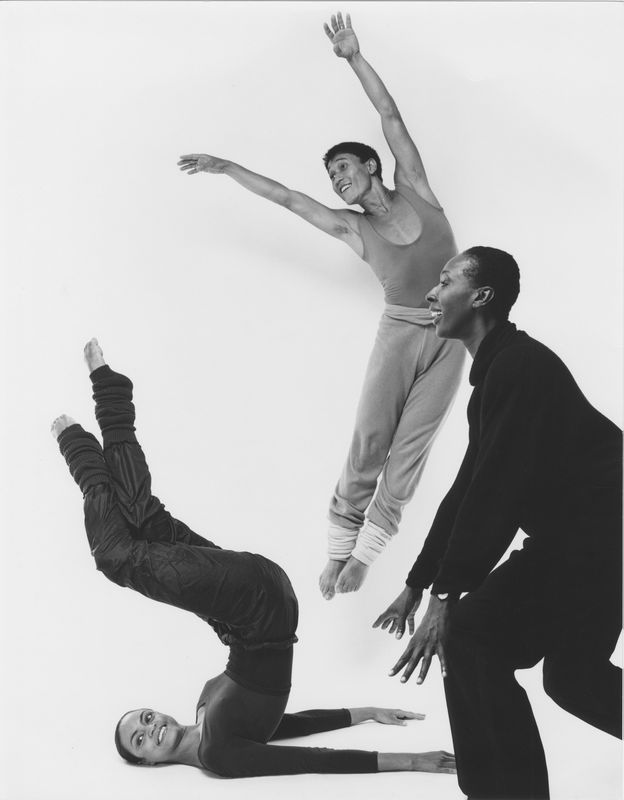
[407, 322, 622, 595]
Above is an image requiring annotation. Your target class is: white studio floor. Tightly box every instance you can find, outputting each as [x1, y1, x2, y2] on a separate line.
[1, 3, 622, 800]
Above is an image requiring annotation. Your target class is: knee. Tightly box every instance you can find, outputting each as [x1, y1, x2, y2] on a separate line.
[351, 433, 388, 468]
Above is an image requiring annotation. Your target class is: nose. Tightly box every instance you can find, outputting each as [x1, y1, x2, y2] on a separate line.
[426, 285, 438, 303]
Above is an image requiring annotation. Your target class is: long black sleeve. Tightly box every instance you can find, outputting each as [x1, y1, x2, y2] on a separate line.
[431, 350, 535, 593]
[406, 442, 477, 589]
[270, 709, 351, 740]
[202, 740, 378, 777]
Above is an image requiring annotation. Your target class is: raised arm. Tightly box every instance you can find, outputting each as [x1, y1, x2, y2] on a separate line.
[323, 12, 441, 208]
[178, 154, 362, 256]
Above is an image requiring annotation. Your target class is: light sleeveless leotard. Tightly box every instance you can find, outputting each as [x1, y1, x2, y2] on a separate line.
[357, 182, 457, 307]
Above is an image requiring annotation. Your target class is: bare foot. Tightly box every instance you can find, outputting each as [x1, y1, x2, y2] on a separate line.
[318, 559, 346, 600]
[51, 414, 76, 440]
[84, 337, 106, 373]
[335, 555, 369, 594]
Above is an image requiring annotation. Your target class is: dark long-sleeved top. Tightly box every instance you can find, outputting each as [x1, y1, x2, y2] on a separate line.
[195, 674, 376, 778]
[406, 322, 622, 595]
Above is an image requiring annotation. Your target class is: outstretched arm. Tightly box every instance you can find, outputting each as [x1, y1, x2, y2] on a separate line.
[178, 154, 362, 255]
[271, 708, 423, 740]
[323, 12, 441, 208]
[209, 739, 454, 777]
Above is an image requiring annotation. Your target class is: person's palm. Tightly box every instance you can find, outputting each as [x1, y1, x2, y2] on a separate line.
[178, 154, 226, 175]
[323, 13, 360, 60]
[194, 155, 223, 174]
[331, 27, 359, 59]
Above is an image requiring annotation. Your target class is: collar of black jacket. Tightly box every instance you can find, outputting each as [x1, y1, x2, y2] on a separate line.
[469, 321, 518, 386]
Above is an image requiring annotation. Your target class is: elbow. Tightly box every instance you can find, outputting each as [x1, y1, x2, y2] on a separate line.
[380, 101, 401, 122]
[279, 190, 295, 210]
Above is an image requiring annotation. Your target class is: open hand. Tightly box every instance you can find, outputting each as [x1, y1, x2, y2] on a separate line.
[411, 751, 456, 774]
[323, 12, 360, 60]
[389, 596, 451, 685]
[178, 154, 228, 175]
[373, 585, 422, 639]
[371, 708, 425, 726]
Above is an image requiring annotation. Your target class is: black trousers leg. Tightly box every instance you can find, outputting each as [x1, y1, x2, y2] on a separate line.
[57, 424, 110, 494]
[445, 548, 551, 800]
[542, 521, 622, 739]
[59, 367, 297, 647]
[89, 365, 219, 549]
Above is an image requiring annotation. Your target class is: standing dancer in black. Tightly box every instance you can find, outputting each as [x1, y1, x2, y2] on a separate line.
[51, 338, 455, 779]
[374, 248, 622, 799]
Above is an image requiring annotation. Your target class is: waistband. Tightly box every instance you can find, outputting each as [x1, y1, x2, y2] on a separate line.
[383, 303, 434, 325]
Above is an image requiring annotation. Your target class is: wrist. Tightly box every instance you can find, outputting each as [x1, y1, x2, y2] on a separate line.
[431, 590, 459, 604]
[347, 49, 363, 66]
[348, 706, 374, 725]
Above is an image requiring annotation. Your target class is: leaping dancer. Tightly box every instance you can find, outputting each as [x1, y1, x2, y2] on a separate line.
[178, 13, 465, 599]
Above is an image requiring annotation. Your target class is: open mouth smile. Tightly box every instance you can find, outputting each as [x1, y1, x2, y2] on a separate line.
[157, 725, 167, 745]
[339, 182, 352, 194]
[430, 309, 443, 324]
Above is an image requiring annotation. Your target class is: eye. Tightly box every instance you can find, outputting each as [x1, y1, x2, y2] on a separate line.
[137, 734, 144, 747]
[146, 712, 153, 722]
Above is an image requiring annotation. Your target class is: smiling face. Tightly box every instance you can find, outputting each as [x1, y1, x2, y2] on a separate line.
[427, 254, 485, 341]
[116, 708, 185, 765]
[327, 153, 376, 205]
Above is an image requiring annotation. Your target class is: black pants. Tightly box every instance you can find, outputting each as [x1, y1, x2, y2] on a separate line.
[445, 530, 622, 800]
[57, 365, 298, 650]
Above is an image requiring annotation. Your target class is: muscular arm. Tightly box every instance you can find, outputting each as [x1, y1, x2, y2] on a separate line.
[324, 13, 441, 207]
[178, 154, 362, 255]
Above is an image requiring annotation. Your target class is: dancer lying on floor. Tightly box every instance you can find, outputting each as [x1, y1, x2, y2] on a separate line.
[51, 338, 455, 779]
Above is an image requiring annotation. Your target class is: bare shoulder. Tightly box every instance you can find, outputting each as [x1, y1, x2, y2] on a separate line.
[395, 178, 443, 212]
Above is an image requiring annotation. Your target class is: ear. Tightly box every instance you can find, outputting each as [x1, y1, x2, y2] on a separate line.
[472, 286, 495, 309]
[367, 159, 377, 175]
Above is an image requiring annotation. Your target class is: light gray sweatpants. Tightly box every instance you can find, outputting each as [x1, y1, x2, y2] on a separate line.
[328, 304, 465, 548]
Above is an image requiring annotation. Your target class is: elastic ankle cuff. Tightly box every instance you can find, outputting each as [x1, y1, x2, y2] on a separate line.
[351, 520, 392, 567]
[327, 523, 359, 561]
[89, 364, 113, 382]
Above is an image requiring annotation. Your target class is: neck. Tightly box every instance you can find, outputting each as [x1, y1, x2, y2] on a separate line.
[463, 317, 500, 358]
[359, 180, 391, 215]
[169, 722, 203, 768]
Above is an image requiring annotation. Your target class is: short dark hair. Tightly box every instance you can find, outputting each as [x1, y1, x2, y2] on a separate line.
[462, 246, 520, 321]
[323, 142, 382, 180]
[114, 712, 143, 765]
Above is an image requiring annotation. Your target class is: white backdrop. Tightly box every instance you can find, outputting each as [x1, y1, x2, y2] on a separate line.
[1, 3, 622, 800]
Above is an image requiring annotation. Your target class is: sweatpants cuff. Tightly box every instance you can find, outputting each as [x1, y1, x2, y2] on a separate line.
[57, 424, 110, 494]
[351, 519, 392, 566]
[89, 364, 114, 383]
[327, 524, 359, 561]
